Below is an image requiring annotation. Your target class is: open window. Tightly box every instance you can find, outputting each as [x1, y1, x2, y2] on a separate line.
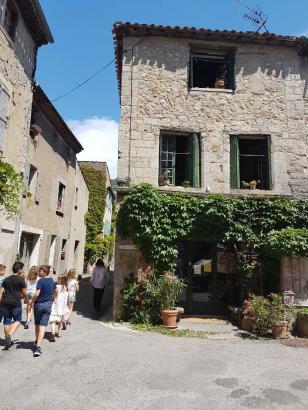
[190, 49, 235, 90]
[3, 0, 18, 40]
[57, 182, 65, 212]
[159, 133, 201, 188]
[230, 135, 272, 190]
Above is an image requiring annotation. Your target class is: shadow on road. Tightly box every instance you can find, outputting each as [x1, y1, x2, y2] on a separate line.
[74, 275, 114, 322]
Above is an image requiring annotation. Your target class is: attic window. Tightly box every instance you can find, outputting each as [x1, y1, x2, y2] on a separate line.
[3, 0, 18, 41]
[190, 50, 235, 90]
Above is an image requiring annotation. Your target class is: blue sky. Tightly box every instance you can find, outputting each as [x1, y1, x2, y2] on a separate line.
[36, 0, 308, 176]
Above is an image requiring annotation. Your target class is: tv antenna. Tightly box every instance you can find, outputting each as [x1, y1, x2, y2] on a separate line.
[235, 0, 269, 33]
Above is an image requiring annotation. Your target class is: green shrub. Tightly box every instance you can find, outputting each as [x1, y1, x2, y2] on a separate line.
[122, 268, 185, 324]
[0, 160, 25, 217]
[297, 307, 308, 319]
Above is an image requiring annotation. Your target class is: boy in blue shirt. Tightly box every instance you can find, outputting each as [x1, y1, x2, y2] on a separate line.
[30, 265, 57, 357]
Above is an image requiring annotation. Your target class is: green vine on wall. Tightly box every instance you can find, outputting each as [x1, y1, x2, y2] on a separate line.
[0, 160, 24, 218]
[80, 164, 109, 263]
[117, 184, 308, 291]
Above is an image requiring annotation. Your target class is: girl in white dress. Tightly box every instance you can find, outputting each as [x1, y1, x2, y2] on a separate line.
[49, 275, 69, 342]
[64, 268, 79, 326]
[24, 266, 39, 329]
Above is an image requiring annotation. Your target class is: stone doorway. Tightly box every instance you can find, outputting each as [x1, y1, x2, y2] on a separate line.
[176, 240, 238, 316]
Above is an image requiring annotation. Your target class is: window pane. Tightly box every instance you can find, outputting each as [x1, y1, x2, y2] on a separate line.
[0, 87, 9, 119]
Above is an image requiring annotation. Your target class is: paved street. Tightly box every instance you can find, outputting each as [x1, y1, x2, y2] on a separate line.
[1, 280, 308, 410]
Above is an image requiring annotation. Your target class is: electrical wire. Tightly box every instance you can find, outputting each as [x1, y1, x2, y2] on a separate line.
[51, 57, 116, 103]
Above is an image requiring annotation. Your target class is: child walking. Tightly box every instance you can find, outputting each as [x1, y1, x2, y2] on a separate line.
[49, 275, 69, 342]
[24, 266, 39, 329]
[65, 268, 79, 326]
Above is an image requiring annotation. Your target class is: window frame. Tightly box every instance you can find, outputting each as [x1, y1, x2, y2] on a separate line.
[1, 0, 18, 41]
[159, 132, 201, 188]
[230, 135, 272, 190]
[57, 182, 66, 213]
[190, 48, 236, 91]
[0, 82, 10, 152]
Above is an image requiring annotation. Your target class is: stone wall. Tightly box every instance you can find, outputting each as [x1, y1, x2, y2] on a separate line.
[0, 25, 34, 268]
[118, 36, 308, 197]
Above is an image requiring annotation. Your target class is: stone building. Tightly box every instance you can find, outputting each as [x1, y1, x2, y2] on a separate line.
[0, 0, 53, 268]
[79, 161, 115, 237]
[113, 22, 308, 318]
[18, 85, 89, 275]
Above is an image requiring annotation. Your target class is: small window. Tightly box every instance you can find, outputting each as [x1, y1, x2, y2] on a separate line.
[57, 182, 65, 211]
[3, 0, 18, 40]
[159, 133, 201, 188]
[74, 187, 78, 210]
[0, 84, 10, 150]
[190, 50, 235, 90]
[28, 165, 38, 195]
[230, 135, 272, 190]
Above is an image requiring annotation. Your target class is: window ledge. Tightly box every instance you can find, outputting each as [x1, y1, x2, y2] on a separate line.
[190, 87, 234, 94]
[158, 185, 205, 194]
[230, 189, 292, 197]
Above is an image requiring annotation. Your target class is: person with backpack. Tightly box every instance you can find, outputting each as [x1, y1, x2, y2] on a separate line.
[0, 261, 29, 350]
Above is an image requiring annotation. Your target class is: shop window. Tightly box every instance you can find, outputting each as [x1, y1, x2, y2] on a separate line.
[230, 135, 272, 190]
[3, 0, 18, 40]
[159, 133, 200, 188]
[57, 182, 65, 212]
[190, 50, 235, 90]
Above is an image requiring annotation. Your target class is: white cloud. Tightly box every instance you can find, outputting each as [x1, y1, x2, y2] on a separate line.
[68, 117, 118, 178]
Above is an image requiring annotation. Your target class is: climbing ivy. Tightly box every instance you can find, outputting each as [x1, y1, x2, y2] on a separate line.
[117, 184, 308, 289]
[80, 164, 107, 263]
[0, 160, 24, 218]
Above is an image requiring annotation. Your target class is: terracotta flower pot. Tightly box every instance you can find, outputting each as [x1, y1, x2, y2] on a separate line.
[272, 321, 288, 339]
[241, 316, 252, 332]
[161, 309, 178, 329]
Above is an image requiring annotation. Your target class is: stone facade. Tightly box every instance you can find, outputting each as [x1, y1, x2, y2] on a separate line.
[113, 24, 308, 319]
[0, 1, 52, 269]
[118, 36, 308, 197]
[17, 85, 88, 275]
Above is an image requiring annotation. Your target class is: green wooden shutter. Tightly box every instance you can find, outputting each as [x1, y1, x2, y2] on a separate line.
[266, 135, 272, 190]
[188, 133, 200, 188]
[230, 135, 239, 189]
[227, 50, 236, 90]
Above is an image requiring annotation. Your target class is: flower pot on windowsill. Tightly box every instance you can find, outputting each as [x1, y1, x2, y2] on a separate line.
[272, 321, 289, 339]
[161, 309, 178, 329]
[215, 79, 225, 89]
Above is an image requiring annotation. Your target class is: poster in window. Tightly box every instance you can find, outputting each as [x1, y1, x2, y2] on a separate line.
[217, 251, 236, 274]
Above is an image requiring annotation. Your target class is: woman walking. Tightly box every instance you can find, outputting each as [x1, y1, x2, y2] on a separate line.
[90, 259, 108, 314]
[24, 266, 39, 329]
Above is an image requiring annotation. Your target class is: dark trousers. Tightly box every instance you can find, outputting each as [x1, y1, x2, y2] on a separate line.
[93, 287, 105, 311]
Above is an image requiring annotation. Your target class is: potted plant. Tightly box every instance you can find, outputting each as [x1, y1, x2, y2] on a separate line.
[181, 180, 191, 188]
[158, 273, 185, 328]
[296, 307, 308, 338]
[249, 180, 258, 190]
[158, 170, 170, 186]
[243, 295, 271, 337]
[270, 294, 290, 339]
[241, 297, 253, 332]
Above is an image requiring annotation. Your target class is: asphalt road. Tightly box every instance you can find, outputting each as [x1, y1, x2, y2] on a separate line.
[0, 280, 308, 410]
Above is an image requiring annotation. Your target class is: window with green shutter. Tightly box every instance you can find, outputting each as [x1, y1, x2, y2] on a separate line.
[230, 135, 272, 190]
[159, 133, 201, 188]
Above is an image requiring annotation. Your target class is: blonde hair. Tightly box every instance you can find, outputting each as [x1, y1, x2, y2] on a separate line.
[27, 266, 38, 282]
[67, 268, 77, 281]
[58, 275, 67, 289]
